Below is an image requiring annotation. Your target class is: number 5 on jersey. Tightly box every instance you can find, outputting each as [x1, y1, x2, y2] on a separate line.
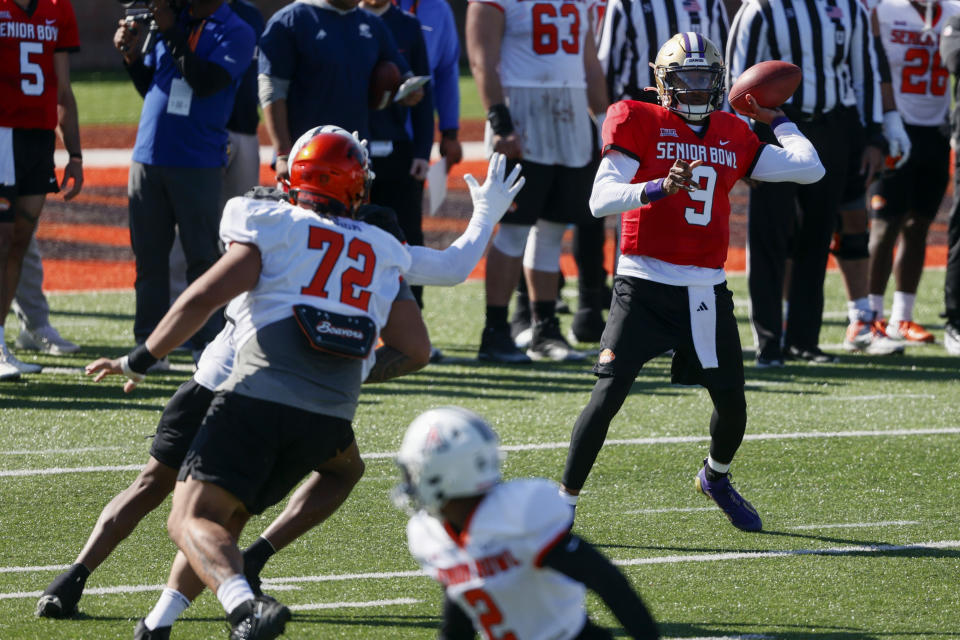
[301, 226, 378, 312]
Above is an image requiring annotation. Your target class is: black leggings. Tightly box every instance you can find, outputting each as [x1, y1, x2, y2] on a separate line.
[561, 375, 747, 491]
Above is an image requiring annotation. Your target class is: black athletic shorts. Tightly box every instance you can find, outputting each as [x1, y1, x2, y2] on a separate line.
[0, 128, 58, 222]
[594, 275, 744, 390]
[868, 124, 950, 221]
[178, 391, 355, 515]
[149, 379, 216, 470]
[500, 156, 598, 226]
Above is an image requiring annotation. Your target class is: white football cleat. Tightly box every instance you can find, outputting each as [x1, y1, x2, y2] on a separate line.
[16, 324, 80, 355]
[1, 343, 41, 374]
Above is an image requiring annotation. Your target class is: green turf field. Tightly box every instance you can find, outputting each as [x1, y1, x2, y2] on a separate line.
[1, 271, 958, 639]
[71, 71, 486, 126]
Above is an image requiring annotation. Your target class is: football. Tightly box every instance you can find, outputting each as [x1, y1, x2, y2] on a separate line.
[369, 60, 401, 111]
[728, 61, 802, 114]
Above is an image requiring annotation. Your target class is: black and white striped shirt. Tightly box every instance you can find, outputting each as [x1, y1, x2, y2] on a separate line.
[726, 0, 883, 125]
[598, 0, 730, 101]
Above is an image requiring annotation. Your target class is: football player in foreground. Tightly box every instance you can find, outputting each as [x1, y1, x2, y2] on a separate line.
[559, 33, 825, 531]
[396, 406, 660, 639]
[75, 130, 523, 639]
[37, 173, 432, 635]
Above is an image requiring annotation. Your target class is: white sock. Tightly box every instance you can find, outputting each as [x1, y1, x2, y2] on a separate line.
[706, 456, 730, 475]
[889, 291, 916, 325]
[869, 294, 885, 319]
[848, 297, 873, 324]
[216, 574, 256, 615]
[144, 588, 191, 630]
[558, 488, 579, 507]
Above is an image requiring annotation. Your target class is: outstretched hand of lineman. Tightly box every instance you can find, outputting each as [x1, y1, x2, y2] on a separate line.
[464, 152, 525, 225]
[662, 158, 703, 195]
[85, 357, 143, 394]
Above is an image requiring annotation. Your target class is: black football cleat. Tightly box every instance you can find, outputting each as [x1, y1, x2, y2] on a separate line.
[228, 597, 291, 640]
[36, 563, 88, 618]
[134, 618, 171, 639]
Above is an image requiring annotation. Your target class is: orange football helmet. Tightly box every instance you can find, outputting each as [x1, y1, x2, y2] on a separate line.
[288, 131, 368, 216]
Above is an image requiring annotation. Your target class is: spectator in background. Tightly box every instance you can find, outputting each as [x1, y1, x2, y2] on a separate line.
[468, 0, 608, 364]
[362, 0, 434, 308]
[0, 0, 83, 381]
[939, 10, 960, 356]
[221, 0, 265, 202]
[12, 238, 81, 356]
[393, 0, 463, 172]
[598, 0, 729, 104]
[257, 0, 416, 182]
[865, 0, 959, 346]
[168, 0, 265, 304]
[727, 0, 885, 365]
[114, 0, 255, 360]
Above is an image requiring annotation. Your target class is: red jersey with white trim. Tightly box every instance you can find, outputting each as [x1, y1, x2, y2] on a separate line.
[467, 0, 590, 88]
[603, 100, 763, 269]
[0, 0, 79, 130]
[875, 0, 960, 126]
[407, 479, 587, 640]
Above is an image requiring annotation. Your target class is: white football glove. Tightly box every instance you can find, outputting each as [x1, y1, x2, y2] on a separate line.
[464, 153, 525, 226]
[882, 111, 911, 169]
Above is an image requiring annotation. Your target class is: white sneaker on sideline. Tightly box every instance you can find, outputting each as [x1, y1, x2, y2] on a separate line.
[15, 325, 80, 355]
[1, 343, 42, 374]
[513, 327, 534, 350]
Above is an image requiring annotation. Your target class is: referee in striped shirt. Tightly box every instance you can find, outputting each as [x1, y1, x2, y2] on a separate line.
[727, 0, 885, 365]
[599, 0, 729, 102]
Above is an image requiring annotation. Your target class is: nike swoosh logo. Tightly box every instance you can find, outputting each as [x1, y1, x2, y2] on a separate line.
[719, 140, 730, 146]
[224, 55, 236, 63]
[46, 18, 56, 24]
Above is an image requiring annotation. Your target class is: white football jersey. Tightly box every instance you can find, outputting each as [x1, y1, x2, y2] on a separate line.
[875, 0, 960, 126]
[407, 479, 588, 640]
[469, 0, 591, 88]
[220, 196, 412, 355]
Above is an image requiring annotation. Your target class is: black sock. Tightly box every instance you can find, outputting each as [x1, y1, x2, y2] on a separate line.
[532, 300, 556, 323]
[72, 563, 91, 582]
[242, 537, 276, 578]
[486, 305, 508, 328]
[704, 463, 728, 482]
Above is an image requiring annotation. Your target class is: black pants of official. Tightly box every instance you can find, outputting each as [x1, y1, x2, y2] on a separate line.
[748, 109, 851, 359]
[370, 140, 425, 306]
[946, 147, 960, 324]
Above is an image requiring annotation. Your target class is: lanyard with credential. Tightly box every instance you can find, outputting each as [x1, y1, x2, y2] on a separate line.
[187, 19, 207, 52]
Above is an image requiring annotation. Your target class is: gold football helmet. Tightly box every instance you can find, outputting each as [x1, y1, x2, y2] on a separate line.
[653, 32, 726, 121]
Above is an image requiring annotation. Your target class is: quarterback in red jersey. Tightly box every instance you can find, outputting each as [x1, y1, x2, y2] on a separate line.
[559, 32, 825, 532]
[0, 0, 83, 380]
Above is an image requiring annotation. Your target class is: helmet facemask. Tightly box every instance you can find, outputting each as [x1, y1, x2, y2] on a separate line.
[654, 32, 726, 122]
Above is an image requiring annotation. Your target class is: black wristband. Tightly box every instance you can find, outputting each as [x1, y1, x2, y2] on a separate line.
[126, 343, 158, 375]
[440, 129, 459, 141]
[487, 104, 514, 136]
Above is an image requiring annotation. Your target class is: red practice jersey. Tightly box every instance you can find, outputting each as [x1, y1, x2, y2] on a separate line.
[0, 0, 80, 130]
[603, 100, 764, 269]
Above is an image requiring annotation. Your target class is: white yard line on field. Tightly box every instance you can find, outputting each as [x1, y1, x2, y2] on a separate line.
[2, 541, 958, 601]
[614, 540, 960, 567]
[4, 427, 960, 475]
[0, 464, 141, 478]
[625, 507, 716, 514]
[288, 598, 421, 611]
[0, 564, 69, 574]
[0, 446, 122, 456]
[788, 520, 920, 530]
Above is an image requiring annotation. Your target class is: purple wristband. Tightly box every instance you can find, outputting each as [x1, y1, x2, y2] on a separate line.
[770, 115, 791, 129]
[645, 178, 668, 202]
